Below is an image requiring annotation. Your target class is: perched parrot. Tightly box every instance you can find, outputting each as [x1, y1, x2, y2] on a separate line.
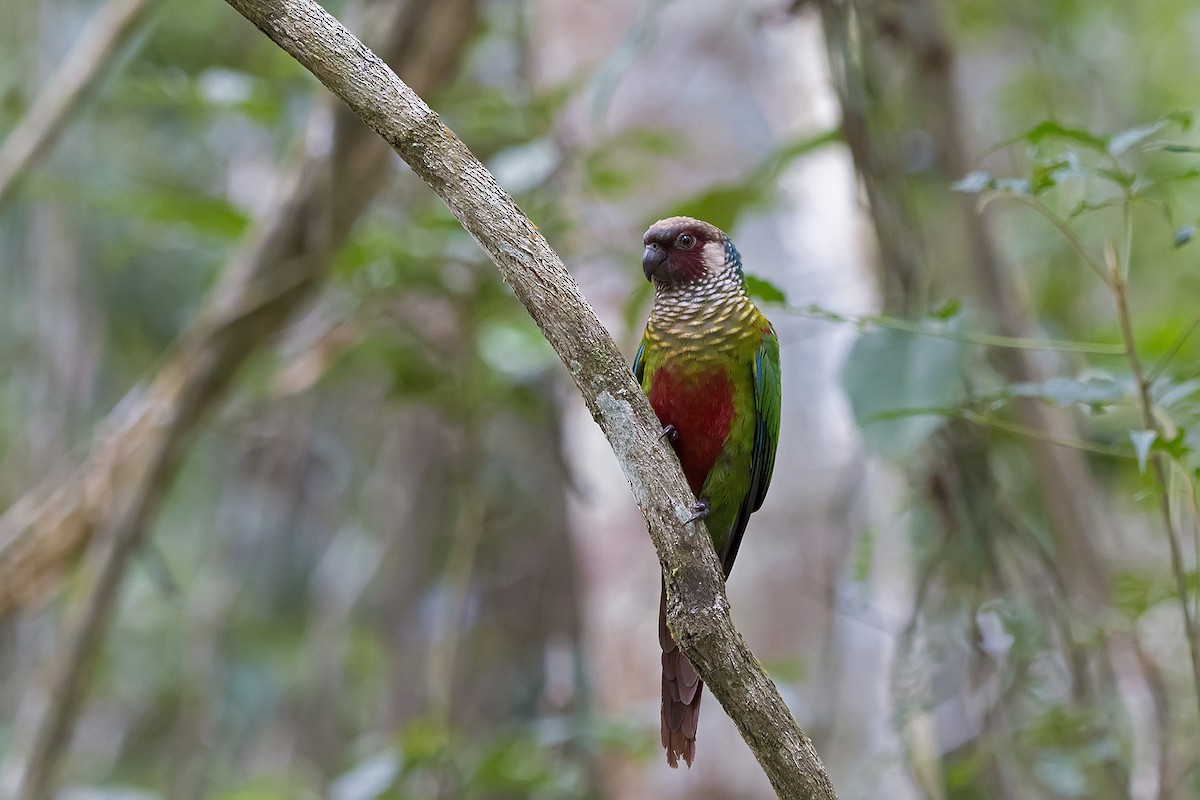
[632, 216, 781, 768]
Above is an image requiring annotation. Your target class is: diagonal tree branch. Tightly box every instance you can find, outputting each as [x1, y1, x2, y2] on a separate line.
[219, 1, 837, 797]
[0, 0, 161, 209]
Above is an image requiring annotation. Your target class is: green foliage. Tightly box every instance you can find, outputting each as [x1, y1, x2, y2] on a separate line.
[325, 717, 619, 800]
[581, 127, 679, 197]
[834, 103, 1200, 797]
[666, 129, 839, 232]
[743, 274, 786, 304]
[843, 111, 1200, 481]
[7, 0, 1200, 795]
[1006, 375, 1128, 409]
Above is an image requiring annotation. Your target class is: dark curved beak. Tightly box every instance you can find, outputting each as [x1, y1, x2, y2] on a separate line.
[642, 243, 666, 281]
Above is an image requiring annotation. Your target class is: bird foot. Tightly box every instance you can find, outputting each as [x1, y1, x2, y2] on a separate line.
[685, 500, 710, 525]
[660, 424, 679, 444]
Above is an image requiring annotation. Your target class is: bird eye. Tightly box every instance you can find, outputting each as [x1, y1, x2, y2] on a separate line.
[675, 233, 696, 250]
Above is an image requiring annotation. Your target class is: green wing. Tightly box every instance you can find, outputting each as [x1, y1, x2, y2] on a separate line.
[749, 326, 781, 513]
[719, 325, 781, 575]
[632, 336, 648, 387]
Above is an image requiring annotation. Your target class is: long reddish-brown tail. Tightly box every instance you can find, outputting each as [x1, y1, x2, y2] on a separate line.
[659, 582, 702, 767]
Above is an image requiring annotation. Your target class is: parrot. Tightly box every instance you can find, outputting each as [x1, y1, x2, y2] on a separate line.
[632, 216, 781, 768]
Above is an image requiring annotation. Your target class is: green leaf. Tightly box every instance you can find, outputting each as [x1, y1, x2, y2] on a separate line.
[1069, 198, 1126, 219]
[944, 754, 986, 791]
[1113, 571, 1159, 618]
[953, 171, 993, 193]
[1008, 375, 1128, 408]
[744, 274, 786, 304]
[1006, 120, 1109, 152]
[1130, 429, 1157, 474]
[1097, 167, 1137, 189]
[994, 177, 1032, 196]
[477, 318, 556, 380]
[665, 129, 838, 231]
[1112, 569, 1192, 618]
[331, 751, 401, 800]
[841, 328, 967, 461]
[1166, 167, 1200, 185]
[400, 716, 453, 765]
[1030, 158, 1079, 194]
[1169, 110, 1194, 131]
[1155, 378, 1200, 410]
[1116, 113, 1194, 154]
[581, 127, 685, 197]
[760, 129, 842, 175]
[32, 177, 249, 239]
[1108, 119, 1172, 155]
[1158, 429, 1189, 461]
[931, 299, 962, 320]
[851, 527, 876, 584]
[672, 183, 777, 232]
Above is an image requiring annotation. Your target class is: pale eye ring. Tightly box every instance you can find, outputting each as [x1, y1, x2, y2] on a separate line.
[675, 233, 696, 250]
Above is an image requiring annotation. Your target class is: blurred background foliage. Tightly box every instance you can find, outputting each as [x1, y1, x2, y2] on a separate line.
[2, 0, 1200, 798]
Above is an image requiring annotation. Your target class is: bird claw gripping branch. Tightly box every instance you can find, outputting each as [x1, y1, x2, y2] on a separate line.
[684, 500, 710, 525]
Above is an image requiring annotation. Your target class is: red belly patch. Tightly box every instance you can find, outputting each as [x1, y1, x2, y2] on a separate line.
[648, 365, 735, 495]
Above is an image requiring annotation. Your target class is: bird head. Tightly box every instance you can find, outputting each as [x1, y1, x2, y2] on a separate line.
[641, 216, 740, 287]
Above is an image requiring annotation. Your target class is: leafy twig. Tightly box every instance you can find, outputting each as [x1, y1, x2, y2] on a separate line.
[793, 304, 1126, 355]
[861, 404, 1135, 460]
[995, 180, 1200, 717]
[1110, 260, 1200, 719]
[962, 410, 1134, 460]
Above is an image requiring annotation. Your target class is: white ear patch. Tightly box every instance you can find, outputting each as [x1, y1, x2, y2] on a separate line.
[701, 241, 726, 277]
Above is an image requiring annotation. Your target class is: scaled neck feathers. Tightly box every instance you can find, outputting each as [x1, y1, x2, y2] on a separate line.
[646, 246, 761, 356]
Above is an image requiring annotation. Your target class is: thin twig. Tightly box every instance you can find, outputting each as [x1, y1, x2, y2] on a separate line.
[962, 410, 1135, 460]
[866, 403, 1134, 459]
[985, 192, 1112, 288]
[1180, 465, 1200, 651]
[1110, 260, 1200, 723]
[1146, 311, 1200, 384]
[793, 305, 1126, 354]
[0, 0, 160, 208]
